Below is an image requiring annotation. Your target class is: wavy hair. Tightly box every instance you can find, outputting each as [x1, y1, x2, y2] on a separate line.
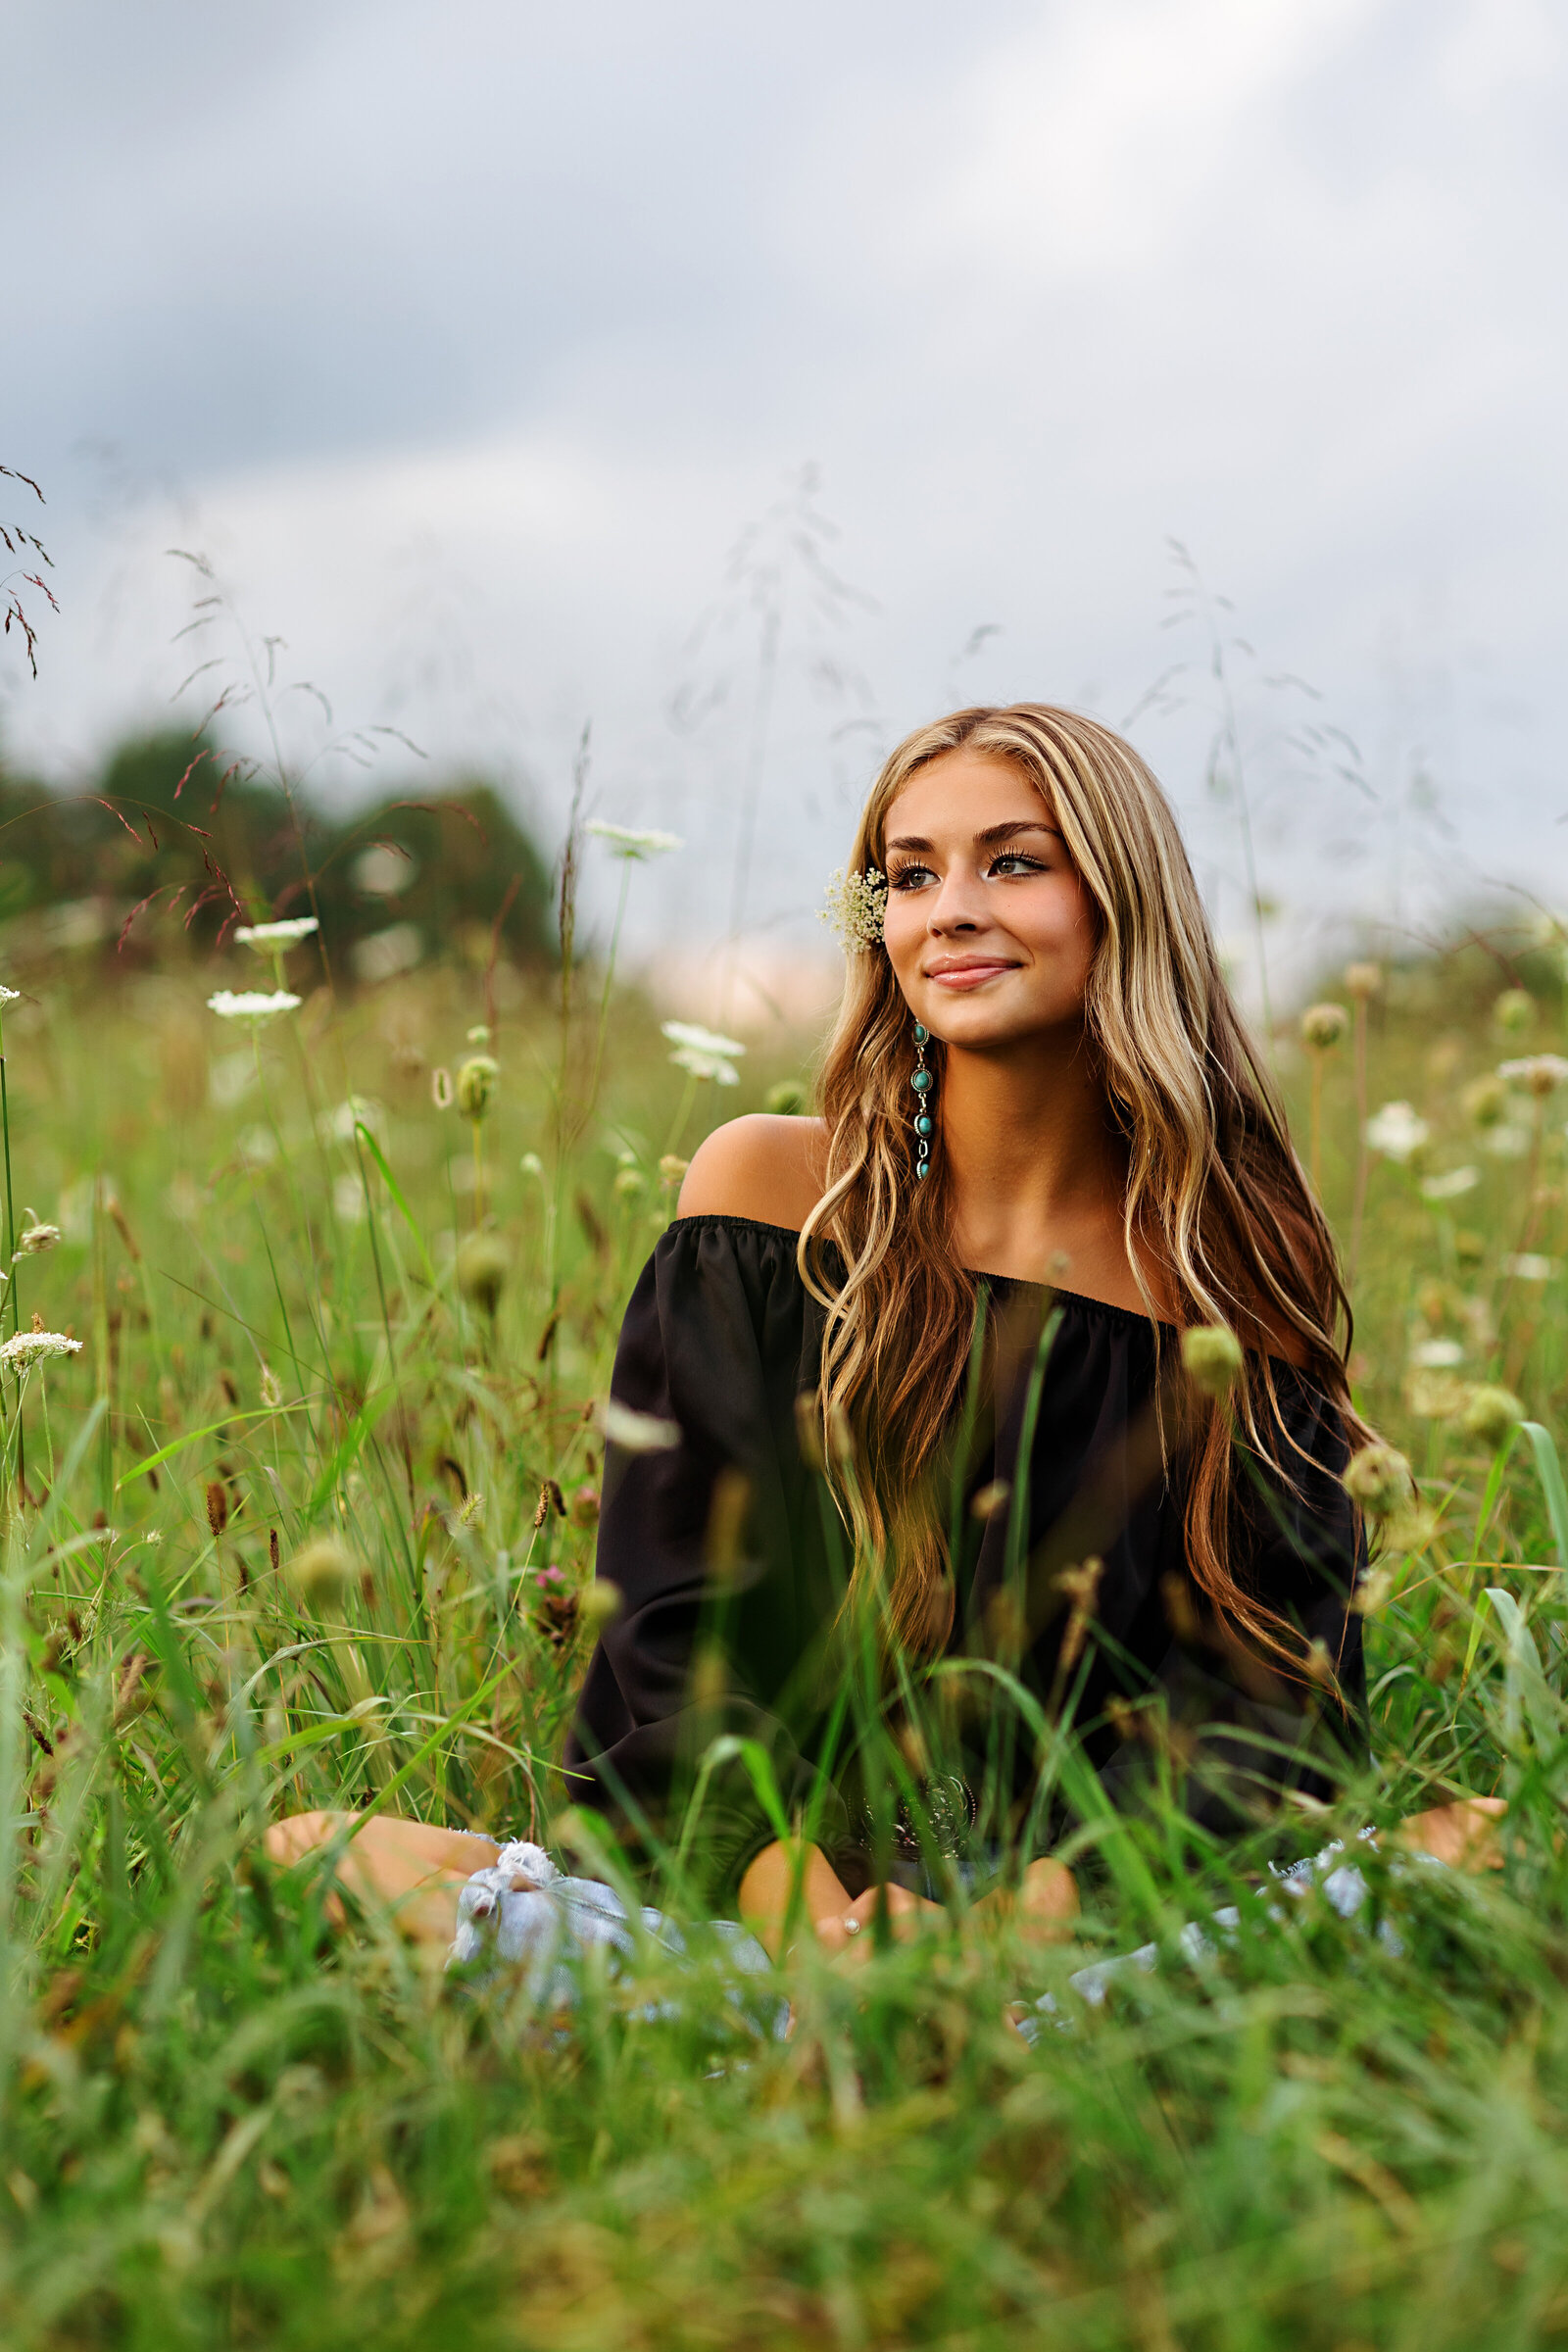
[798, 704, 1369, 1669]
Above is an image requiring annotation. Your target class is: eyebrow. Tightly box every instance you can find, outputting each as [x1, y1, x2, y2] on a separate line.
[885, 819, 1062, 854]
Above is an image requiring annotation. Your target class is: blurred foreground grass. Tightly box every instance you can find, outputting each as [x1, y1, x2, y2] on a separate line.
[3, 933, 1568, 2349]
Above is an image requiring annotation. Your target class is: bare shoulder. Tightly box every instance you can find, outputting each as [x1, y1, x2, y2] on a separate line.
[676, 1114, 828, 1231]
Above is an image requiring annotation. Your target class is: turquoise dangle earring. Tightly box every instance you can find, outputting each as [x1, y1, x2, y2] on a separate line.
[911, 1023, 935, 1180]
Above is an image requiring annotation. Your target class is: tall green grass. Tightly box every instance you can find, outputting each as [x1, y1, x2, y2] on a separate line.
[1, 931, 1568, 2349]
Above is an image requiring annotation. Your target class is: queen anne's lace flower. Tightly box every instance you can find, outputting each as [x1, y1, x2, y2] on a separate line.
[1420, 1166, 1480, 1200]
[208, 991, 302, 1021]
[234, 917, 318, 946]
[0, 1331, 82, 1369]
[0, 986, 20, 1005]
[1497, 1054, 1568, 1097]
[1364, 1102, 1429, 1161]
[820, 867, 888, 953]
[584, 821, 683, 860]
[662, 1020, 745, 1086]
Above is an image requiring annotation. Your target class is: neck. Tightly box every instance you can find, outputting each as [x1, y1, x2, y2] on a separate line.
[939, 1024, 1134, 1296]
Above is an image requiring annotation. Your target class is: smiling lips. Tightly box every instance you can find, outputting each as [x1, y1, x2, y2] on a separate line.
[924, 956, 1017, 991]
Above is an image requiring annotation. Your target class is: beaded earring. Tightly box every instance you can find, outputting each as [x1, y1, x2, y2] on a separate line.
[910, 1023, 934, 1179]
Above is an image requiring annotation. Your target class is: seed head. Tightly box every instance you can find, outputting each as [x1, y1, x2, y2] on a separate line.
[1462, 1074, 1507, 1129]
[14, 1218, 60, 1257]
[456, 1054, 500, 1120]
[1498, 1054, 1568, 1098]
[579, 1579, 621, 1632]
[259, 1364, 284, 1409]
[1343, 961, 1382, 1001]
[658, 1153, 689, 1188]
[1462, 1384, 1525, 1449]
[1363, 1101, 1430, 1161]
[431, 1066, 454, 1109]
[612, 1166, 646, 1199]
[1180, 1324, 1246, 1399]
[1342, 1442, 1415, 1520]
[456, 1230, 508, 1316]
[1299, 1002, 1348, 1051]
[286, 1537, 355, 1611]
[1494, 987, 1535, 1033]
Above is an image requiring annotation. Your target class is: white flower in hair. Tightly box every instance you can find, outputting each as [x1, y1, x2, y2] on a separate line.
[820, 867, 888, 953]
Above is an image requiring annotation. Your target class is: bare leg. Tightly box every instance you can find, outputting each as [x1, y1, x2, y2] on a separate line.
[265, 1812, 503, 1946]
[1393, 1796, 1507, 1871]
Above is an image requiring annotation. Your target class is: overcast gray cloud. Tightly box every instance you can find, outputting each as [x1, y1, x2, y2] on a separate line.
[7, 0, 1568, 999]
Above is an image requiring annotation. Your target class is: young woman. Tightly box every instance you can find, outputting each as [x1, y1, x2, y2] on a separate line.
[269, 705, 1494, 1953]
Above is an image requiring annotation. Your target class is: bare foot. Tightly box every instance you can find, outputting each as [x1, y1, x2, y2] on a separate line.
[264, 1812, 503, 1944]
[1393, 1797, 1507, 1873]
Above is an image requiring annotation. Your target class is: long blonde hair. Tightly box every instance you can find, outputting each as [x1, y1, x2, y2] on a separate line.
[799, 704, 1366, 1669]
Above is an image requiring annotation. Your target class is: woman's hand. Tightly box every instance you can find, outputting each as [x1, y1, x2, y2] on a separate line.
[811, 1881, 947, 1963]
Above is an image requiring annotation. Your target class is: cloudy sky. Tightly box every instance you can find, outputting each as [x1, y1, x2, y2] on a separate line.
[6, 0, 1567, 997]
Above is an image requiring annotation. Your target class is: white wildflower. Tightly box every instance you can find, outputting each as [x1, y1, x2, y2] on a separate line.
[1486, 1122, 1533, 1159]
[332, 1174, 367, 1224]
[1363, 1102, 1430, 1161]
[662, 1021, 746, 1058]
[600, 1397, 682, 1453]
[0, 1330, 82, 1370]
[0, 986, 20, 1004]
[585, 821, 684, 860]
[821, 866, 888, 954]
[520, 1152, 545, 1178]
[662, 1020, 745, 1087]
[233, 917, 318, 947]
[1409, 1338, 1464, 1369]
[208, 990, 302, 1022]
[669, 1045, 740, 1085]
[1498, 1054, 1568, 1097]
[1501, 1252, 1553, 1282]
[14, 1219, 60, 1257]
[1420, 1166, 1480, 1201]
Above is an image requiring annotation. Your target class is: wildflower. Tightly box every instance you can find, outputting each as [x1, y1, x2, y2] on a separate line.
[0, 986, 20, 1005]
[612, 1167, 646, 1199]
[1501, 1252, 1553, 1282]
[0, 1330, 81, 1370]
[970, 1479, 1011, 1522]
[520, 1151, 544, 1178]
[570, 1484, 601, 1529]
[1343, 1442, 1415, 1519]
[1410, 1338, 1464, 1368]
[431, 1067, 455, 1109]
[1494, 988, 1535, 1032]
[456, 1230, 508, 1316]
[1498, 1054, 1568, 1097]
[1299, 1003, 1348, 1051]
[1464, 1385, 1525, 1447]
[259, 1364, 284, 1409]
[14, 1218, 60, 1257]
[1344, 962, 1382, 1000]
[584, 821, 684, 859]
[207, 991, 301, 1022]
[1406, 1369, 1467, 1420]
[455, 1054, 500, 1119]
[1363, 1102, 1429, 1161]
[662, 1022, 745, 1086]
[658, 1153, 689, 1187]
[1180, 1324, 1246, 1399]
[459, 1491, 485, 1527]
[821, 867, 888, 954]
[233, 917, 318, 947]
[285, 1537, 355, 1611]
[601, 1396, 681, 1453]
[1420, 1166, 1480, 1201]
[467, 1023, 491, 1045]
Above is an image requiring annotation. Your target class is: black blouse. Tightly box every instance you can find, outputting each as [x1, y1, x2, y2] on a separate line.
[565, 1214, 1366, 1903]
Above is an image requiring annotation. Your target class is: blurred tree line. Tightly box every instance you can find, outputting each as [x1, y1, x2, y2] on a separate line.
[0, 731, 556, 978]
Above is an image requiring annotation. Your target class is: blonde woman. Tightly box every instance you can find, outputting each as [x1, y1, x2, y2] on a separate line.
[270, 706, 1497, 1955]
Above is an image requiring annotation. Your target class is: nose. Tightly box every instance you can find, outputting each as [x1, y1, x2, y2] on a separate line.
[925, 862, 987, 934]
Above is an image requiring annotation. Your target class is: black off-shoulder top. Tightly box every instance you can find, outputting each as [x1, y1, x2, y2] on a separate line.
[565, 1214, 1366, 1903]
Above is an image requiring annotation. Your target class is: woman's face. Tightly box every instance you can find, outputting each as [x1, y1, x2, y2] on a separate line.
[879, 749, 1099, 1051]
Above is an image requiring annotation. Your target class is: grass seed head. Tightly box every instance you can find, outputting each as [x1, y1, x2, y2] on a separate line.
[1344, 961, 1382, 1000]
[1343, 1441, 1416, 1519]
[286, 1537, 355, 1612]
[1463, 1384, 1525, 1448]
[456, 1231, 508, 1316]
[455, 1054, 500, 1119]
[1180, 1324, 1246, 1399]
[1299, 1002, 1348, 1051]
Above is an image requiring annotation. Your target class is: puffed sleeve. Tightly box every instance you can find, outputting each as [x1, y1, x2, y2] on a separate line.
[562, 1216, 852, 1906]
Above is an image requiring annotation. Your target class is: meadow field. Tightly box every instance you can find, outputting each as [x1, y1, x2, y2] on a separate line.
[0, 894, 1567, 2351]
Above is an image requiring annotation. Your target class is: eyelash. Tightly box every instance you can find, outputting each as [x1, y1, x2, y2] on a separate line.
[887, 852, 1047, 891]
